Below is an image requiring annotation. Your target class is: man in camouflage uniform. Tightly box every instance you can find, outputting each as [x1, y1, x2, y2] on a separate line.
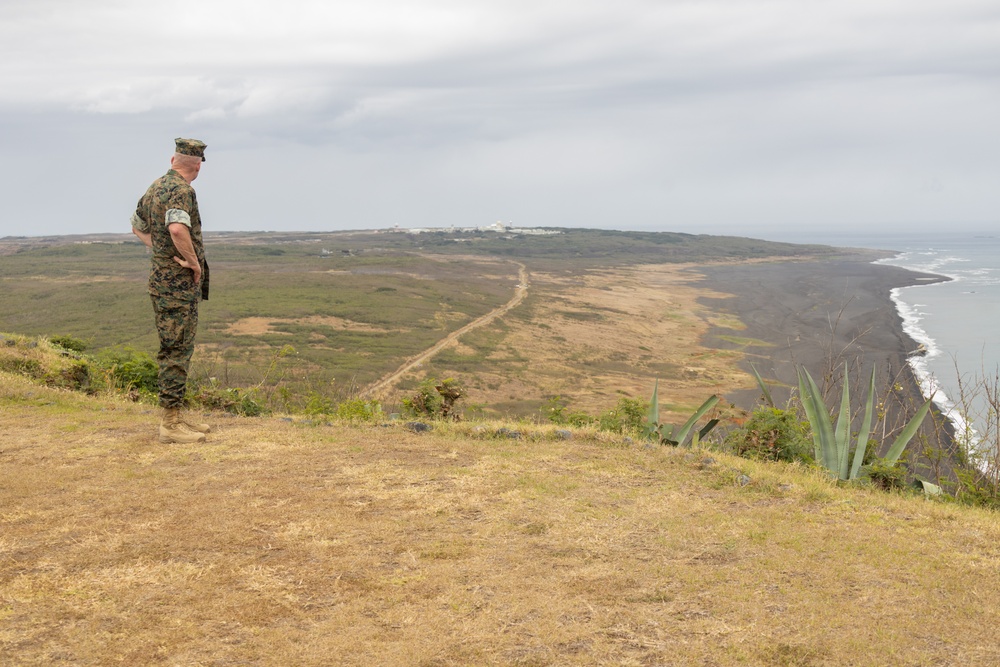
[131, 138, 211, 444]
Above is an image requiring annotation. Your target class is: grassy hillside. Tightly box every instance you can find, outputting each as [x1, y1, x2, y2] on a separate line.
[0, 236, 516, 399]
[0, 229, 846, 418]
[2, 370, 999, 666]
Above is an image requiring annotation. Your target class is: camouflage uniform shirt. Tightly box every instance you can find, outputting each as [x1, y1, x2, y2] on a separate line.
[131, 169, 205, 302]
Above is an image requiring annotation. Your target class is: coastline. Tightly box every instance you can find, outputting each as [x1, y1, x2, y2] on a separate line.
[885, 282, 977, 452]
[876, 249, 996, 465]
[695, 254, 957, 476]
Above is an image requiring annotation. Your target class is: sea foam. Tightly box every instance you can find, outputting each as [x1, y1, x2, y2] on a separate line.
[881, 252, 990, 465]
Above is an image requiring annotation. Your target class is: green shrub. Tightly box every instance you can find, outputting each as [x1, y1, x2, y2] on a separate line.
[304, 391, 336, 417]
[335, 398, 384, 422]
[95, 347, 158, 395]
[725, 407, 812, 463]
[597, 397, 648, 434]
[864, 460, 909, 492]
[3, 357, 42, 378]
[49, 335, 88, 353]
[52, 359, 91, 391]
[193, 385, 266, 417]
[543, 396, 594, 427]
[954, 472, 1000, 510]
[402, 377, 464, 420]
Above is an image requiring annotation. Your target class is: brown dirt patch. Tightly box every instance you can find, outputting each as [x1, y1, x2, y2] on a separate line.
[227, 315, 391, 336]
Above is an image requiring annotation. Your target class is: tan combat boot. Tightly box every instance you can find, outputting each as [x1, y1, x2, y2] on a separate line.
[181, 412, 212, 434]
[159, 407, 207, 444]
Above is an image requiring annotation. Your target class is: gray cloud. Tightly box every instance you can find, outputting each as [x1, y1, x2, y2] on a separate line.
[1, 0, 998, 238]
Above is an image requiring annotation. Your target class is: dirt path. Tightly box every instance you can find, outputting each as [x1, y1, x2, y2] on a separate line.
[362, 261, 529, 398]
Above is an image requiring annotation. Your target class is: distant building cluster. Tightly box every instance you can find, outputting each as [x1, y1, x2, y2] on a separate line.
[390, 221, 561, 236]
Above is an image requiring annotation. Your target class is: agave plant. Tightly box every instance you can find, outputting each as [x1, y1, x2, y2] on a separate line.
[644, 379, 720, 447]
[795, 365, 932, 481]
[749, 363, 776, 408]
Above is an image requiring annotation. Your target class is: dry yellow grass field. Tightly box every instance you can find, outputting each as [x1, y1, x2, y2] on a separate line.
[378, 261, 758, 418]
[3, 372, 1000, 666]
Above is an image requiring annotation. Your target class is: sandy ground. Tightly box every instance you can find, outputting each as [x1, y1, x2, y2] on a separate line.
[372, 253, 953, 454]
[695, 256, 957, 474]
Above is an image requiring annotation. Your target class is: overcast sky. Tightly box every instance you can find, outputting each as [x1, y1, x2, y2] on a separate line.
[1, 0, 998, 240]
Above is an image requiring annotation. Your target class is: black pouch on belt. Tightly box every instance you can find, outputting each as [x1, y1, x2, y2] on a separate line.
[201, 260, 210, 301]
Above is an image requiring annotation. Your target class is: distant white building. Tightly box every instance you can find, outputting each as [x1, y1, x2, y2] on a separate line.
[395, 221, 560, 236]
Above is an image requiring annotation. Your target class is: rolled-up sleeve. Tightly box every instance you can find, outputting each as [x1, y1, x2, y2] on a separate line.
[165, 208, 192, 228]
[131, 210, 150, 233]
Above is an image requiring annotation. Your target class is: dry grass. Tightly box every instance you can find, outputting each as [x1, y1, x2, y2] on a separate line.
[392, 261, 755, 418]
[3, 372, 1000, 666]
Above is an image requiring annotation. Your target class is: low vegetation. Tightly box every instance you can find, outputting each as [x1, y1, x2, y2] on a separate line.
[723, 406, 812, 463]
[2, 331, 996, 510]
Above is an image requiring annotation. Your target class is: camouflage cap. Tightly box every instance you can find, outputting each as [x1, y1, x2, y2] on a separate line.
[174, 137, 207, 162]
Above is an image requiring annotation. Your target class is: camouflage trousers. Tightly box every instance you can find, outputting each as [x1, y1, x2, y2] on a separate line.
[151, 295, 199, 409]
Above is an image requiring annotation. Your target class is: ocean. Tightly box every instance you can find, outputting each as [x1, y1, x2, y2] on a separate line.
[764, 230, 1000, 461]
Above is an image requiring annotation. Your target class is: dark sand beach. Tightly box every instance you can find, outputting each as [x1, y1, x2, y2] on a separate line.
[697, 254, 956, 476]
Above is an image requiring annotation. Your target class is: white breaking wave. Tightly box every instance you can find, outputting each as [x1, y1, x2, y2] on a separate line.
[883, 259, 992, 469]
[889, 285, 977, 447]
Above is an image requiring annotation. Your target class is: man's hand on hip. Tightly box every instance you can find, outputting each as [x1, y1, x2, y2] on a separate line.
[168, 222, 202, 286]
[172, 255, 202, 285]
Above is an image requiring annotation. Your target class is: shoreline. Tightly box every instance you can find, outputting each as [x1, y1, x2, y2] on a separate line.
[886, 282, 977, 451]
[875, 252, 994, 465]
[695, 254, 957, 477]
